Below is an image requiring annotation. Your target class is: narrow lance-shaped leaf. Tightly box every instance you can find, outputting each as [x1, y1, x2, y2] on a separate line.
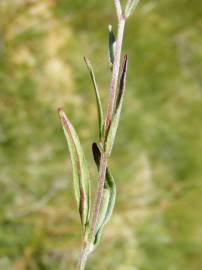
[58, 108, 91, 231]
[125, 0, 140, 18]
[91, 143, 116, 248]
[84, 57, 104, 140]
[108, 25, 116, 68]
[105, 54, 128, 155]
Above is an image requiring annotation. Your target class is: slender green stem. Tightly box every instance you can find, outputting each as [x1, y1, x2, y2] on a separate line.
[78, 2, 127, 269]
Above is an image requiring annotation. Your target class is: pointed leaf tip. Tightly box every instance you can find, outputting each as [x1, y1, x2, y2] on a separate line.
[116, 54, 128, 110]
[84, 58, 104, 140]
[106, 55, 128, 155]
[108, 25, 116, 66]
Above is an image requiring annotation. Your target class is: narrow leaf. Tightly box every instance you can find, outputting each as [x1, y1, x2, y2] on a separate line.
[84, 57, 104, 140]
[108, 25, 116, 68]
[58, 108, 91, 230]
[125, 0, 140, 18]
[92, 143, 116, 247]
[105, 55, 128, 155]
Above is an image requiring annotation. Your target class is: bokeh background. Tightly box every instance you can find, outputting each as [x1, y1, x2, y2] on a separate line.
[0, 0, 202, 269]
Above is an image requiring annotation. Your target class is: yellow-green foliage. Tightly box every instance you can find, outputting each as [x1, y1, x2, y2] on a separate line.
[0, 0, 202, 269]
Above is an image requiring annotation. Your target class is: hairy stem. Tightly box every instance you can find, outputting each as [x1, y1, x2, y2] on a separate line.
[78, 154, 107, 269]
[114, 0, 122, 19]
[78, 243, 89, 270]
[90, 13, 126, 247]
[105, 16, 126, 133]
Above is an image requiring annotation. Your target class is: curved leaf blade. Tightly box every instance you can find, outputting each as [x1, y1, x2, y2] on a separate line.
[84, 57, 104, 140]
[106, 55, 128, 155]
[58, 108, 91, 229]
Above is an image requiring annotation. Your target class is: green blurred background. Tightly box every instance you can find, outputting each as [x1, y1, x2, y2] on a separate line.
[0, 0, 202, 269]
